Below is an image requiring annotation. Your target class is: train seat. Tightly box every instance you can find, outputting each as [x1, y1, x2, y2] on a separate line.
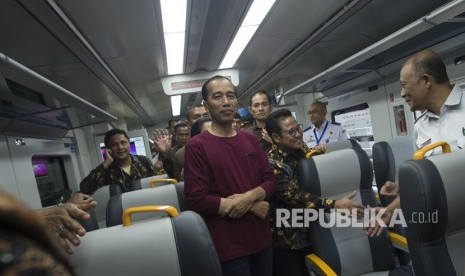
[372, 138, 414, 264]
[106, 182, 185, 227]
[131, 174, 177, 190]
[89, 184, 123, 229]
[326, 138, 361, 152]
[399, 149, 465, 276]
[71, 208, 222, 276]
[298, 148, 412, 275]
[372, 138, 414, 205]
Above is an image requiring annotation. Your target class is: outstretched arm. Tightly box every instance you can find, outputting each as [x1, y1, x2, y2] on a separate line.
[36, 201, 97, 254]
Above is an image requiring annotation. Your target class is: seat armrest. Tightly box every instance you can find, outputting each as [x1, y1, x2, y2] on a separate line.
[389, 231, 409, 252]
[305, 253, 337, 276]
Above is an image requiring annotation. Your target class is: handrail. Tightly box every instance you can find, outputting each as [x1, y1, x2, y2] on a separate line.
[0, 52, 117, 123]
[282, 0, 465, 97]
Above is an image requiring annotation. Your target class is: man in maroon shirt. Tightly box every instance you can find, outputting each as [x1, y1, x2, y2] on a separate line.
[184, 75, 276, 276]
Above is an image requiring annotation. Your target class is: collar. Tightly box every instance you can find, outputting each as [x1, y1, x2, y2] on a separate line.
[443, 84, 462, 107]
[252, 120, 265, 130]
[423, 84, 462, 121]
[267, 144, 308, 164]
[313, 120, 328, 130]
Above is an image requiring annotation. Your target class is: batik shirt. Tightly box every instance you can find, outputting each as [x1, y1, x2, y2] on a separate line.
[80, 154, 155, 195]
[267, 145, 335, 250]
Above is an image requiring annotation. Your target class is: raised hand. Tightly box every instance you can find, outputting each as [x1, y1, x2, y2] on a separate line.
[103, 148, 113, 169]
[261, 129, 273, 144]
[153, 129, 173, 156]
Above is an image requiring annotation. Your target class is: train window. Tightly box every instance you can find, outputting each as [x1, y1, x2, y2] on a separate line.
[331, 103, 374, 157]
[32, 157, 71, 207]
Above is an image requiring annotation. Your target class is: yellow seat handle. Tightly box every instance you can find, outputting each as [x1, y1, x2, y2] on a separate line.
[150, 178, 178, 188]
[122, 205, 179, 226]
[414, 141, 451, 160]
[307, 254, 337, 276]
[388, 231, 408, 251]
[305, 148, 327, 158]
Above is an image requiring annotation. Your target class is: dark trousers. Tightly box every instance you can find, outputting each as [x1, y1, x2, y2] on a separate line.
[272, 246, 313, 276]
[221, 246, 273, 276]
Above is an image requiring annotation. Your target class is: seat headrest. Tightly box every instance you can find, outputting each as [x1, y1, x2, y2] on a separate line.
[401, 150, 465, 234]
[326, 138, 361, 152]
[72, 211, 221, 276]
[298, 148, 372, 198]
[91, 184, 123, 228]
[107, 183, 185, 227]
[132, 174, 171, 190]
[372, 138, 414, 194]
[399, 150, 465, 276]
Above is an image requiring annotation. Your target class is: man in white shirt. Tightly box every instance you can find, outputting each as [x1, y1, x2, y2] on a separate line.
[303, 100, 349, 148]
[367, 49, 465, 237]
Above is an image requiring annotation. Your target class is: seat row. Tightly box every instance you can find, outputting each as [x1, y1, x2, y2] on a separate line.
[72, 177, 222, 276]
[299, 138, 465, 276]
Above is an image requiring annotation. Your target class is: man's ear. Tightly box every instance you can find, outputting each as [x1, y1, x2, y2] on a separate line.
[271, 133, 280, 144]
[423, 74, 432, 88]
[203, 101, 211, 113]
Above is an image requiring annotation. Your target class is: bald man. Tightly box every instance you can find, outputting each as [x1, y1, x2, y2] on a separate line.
[303, 101, 349, 148]
[367, 49, 465, 237]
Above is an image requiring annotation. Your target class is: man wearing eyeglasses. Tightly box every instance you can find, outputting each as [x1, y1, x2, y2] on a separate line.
[302, 101, 349, 149]
[265, 108, 363, 276]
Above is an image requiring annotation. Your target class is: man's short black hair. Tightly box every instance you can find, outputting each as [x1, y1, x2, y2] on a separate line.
[174, 122, 189, 133]
[190, 117, 212, 137]
[104, 128, 129, 148]
[249, 91, 271, 106]
[168, 118, 180, 127]
[265, 109, 293, 143]
[185, 103, 206, 121]
[201, 75, 237, 101]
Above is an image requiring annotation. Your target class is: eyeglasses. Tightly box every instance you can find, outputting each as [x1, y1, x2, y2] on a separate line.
[280, 124, 303, 136]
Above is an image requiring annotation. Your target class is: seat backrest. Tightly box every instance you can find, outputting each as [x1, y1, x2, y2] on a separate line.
[91, 184, 123, 228]
[131, 174, 171, 190]
[326, 138, 361, 152]
[372, 138, 414, 195]
[106, 182, 185, 227]
[80, 209, 99, 232]
[399, 150, 465, 276]
[372, 138, 414, 265]
[298, 148, 397, 275]
[71, 210, 222, 276]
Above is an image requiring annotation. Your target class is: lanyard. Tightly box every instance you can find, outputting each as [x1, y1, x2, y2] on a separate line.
[313, 121, 329, 145]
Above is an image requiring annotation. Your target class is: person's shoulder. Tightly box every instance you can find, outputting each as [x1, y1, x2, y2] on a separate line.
[237, 129, 256, 139]
[175, 145, 185, 155]
[236, 130, 261, 147]
[186, 131, 210, 147]
[132, 155, 151, 163]
[303, 126, 313, 132]
[330, 121, 341, 126]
